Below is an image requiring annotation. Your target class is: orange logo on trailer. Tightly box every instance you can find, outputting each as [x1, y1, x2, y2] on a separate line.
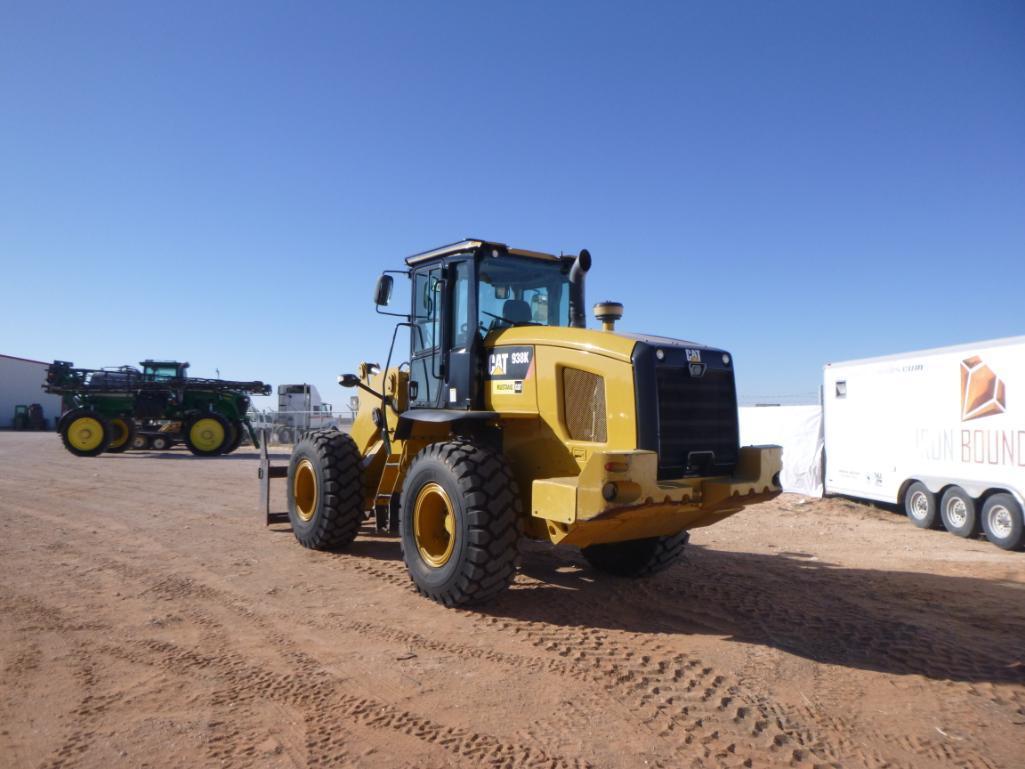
[960, 357, 1006, 421]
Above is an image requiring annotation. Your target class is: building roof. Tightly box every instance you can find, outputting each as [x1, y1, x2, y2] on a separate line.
[0, 353, 50, 366]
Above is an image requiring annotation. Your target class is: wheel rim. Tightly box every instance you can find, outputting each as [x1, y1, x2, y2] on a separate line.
[68, 417, 104, 452]
[293, 458, 318, 522]
[910, 491, 929, 520]
[988, 505, 1014, 539]
[153, 437, 167, 449]
[109, 419, 130, 448]
[413, 482, 456, 568]
[132, 436, 146, 449]
[189, 418, 225, 452]
[946, 497, 968, 528]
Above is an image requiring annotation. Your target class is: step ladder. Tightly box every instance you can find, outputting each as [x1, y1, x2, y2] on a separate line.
[373, 452, 404, 532]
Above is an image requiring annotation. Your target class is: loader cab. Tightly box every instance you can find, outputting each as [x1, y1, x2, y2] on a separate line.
[378, 240, 588, 413]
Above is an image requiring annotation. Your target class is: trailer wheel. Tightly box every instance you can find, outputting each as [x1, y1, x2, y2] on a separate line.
[59, 409, 111, 457]
[221, 421, 244, 455]
[981, 493, 1025, 551]
[184, 414, 231, 456]
[287, 429, 364, 549]
[131, 433, 151, 450]
[904, 481, 940, 529]
[939, 487, 979, 538]
[105, 417, 135, 453]
[150, 434, 170, 451]
[582, 531, 690, 577]
[399, 440, 521, 607]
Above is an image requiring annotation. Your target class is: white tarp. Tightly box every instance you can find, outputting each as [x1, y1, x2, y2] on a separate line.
[739, 404, 824, 497]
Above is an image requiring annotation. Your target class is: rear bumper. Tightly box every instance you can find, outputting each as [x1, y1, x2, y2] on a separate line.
[531, 445, 782, 547]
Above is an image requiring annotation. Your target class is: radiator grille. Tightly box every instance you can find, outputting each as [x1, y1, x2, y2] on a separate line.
[656, 366, 738, 478]
[563, 368, 607, 442]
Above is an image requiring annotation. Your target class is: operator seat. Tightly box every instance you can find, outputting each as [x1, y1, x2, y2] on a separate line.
[502, 299, 533, 325]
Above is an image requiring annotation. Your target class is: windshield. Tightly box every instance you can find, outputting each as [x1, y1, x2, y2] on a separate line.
[478, 255, 570, 333]
[144, 365, 180, 380]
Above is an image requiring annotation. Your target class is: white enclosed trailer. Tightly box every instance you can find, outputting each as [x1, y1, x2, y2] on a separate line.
[823, 336, 1025, 550]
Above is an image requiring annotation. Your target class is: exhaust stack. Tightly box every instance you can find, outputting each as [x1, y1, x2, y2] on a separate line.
[568, 249, 592, 328]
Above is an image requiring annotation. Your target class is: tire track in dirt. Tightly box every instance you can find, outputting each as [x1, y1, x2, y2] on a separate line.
[9, 497, 1021, 769]
[321, 549, 843, 769]
[2, 529, 590, 769]
[101, 636, 588, 769]
[0, 592, 122, 769]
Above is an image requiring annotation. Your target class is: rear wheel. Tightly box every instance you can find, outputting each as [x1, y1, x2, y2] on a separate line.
[904, 481, 940, 529]
[221, 420, 244, 455]
[60, 409, 111, 457]
[184, 414, 230, 456]
[287, 429, 364, 549]
[105, 417, 135, 453]
[939, 487, 978, 538]
[981, 493, 1025, 551]
[582, 531, 690, 577]
[399, 440, 521, 606]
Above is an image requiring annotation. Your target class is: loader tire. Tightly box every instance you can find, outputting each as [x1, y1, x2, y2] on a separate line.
[60, 409, 111, 457]
[288, 429, 363, 550]
[400, 440, 521, 607]
[581, 531, 690, 577]
[184, 413, 231, 456]
[106, 417, 135, 453]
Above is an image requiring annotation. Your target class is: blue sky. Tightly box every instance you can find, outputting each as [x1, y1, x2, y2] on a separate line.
[2, 1, 1023, 409]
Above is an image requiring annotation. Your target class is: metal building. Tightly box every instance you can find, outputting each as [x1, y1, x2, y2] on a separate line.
[0, 354, 63, 429]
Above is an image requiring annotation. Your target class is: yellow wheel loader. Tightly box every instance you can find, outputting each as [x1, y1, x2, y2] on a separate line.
[285, 239, 781, 606]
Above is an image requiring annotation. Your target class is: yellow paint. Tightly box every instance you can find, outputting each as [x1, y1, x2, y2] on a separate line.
[108, 418, 131, 449]
[529, 445, 782, 546]
[189, 418, 225, 452]
[293, 458, 318, 522]
[413, 482, 456, 567]
[67, 417, 104, 452]
[342, 321, 782, 550]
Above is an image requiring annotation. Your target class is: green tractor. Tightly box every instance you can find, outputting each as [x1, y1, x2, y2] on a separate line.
[45, 359, 271, 457]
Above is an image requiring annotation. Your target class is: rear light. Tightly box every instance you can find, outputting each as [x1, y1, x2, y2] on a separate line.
[604, 461, 628, 473]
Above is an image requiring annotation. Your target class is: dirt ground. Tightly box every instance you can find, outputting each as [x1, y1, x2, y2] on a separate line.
[1, 433, 1023, 769]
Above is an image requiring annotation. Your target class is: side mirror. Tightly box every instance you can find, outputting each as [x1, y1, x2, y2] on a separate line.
[338, 373, 361, 388]
[374, 274, 394, 306]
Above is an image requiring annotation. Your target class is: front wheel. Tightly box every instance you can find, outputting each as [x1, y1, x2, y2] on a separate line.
[904, 481, 940, 529]
[106, 417, 136, 453]
[399, 440, 521, 606]
[184, 414, 231, 456]
[287, 429, 364, 549]
[60, 409, 111, 457]
[131, 433, 151, 450]
[582, 531, 690, 577]
[981, 493, 1025, 551]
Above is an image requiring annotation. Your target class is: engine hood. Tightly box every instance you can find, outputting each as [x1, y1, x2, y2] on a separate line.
[488, 326, 728, 363]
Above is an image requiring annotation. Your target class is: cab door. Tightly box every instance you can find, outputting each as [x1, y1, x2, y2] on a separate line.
[409, 266, 444, 407]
